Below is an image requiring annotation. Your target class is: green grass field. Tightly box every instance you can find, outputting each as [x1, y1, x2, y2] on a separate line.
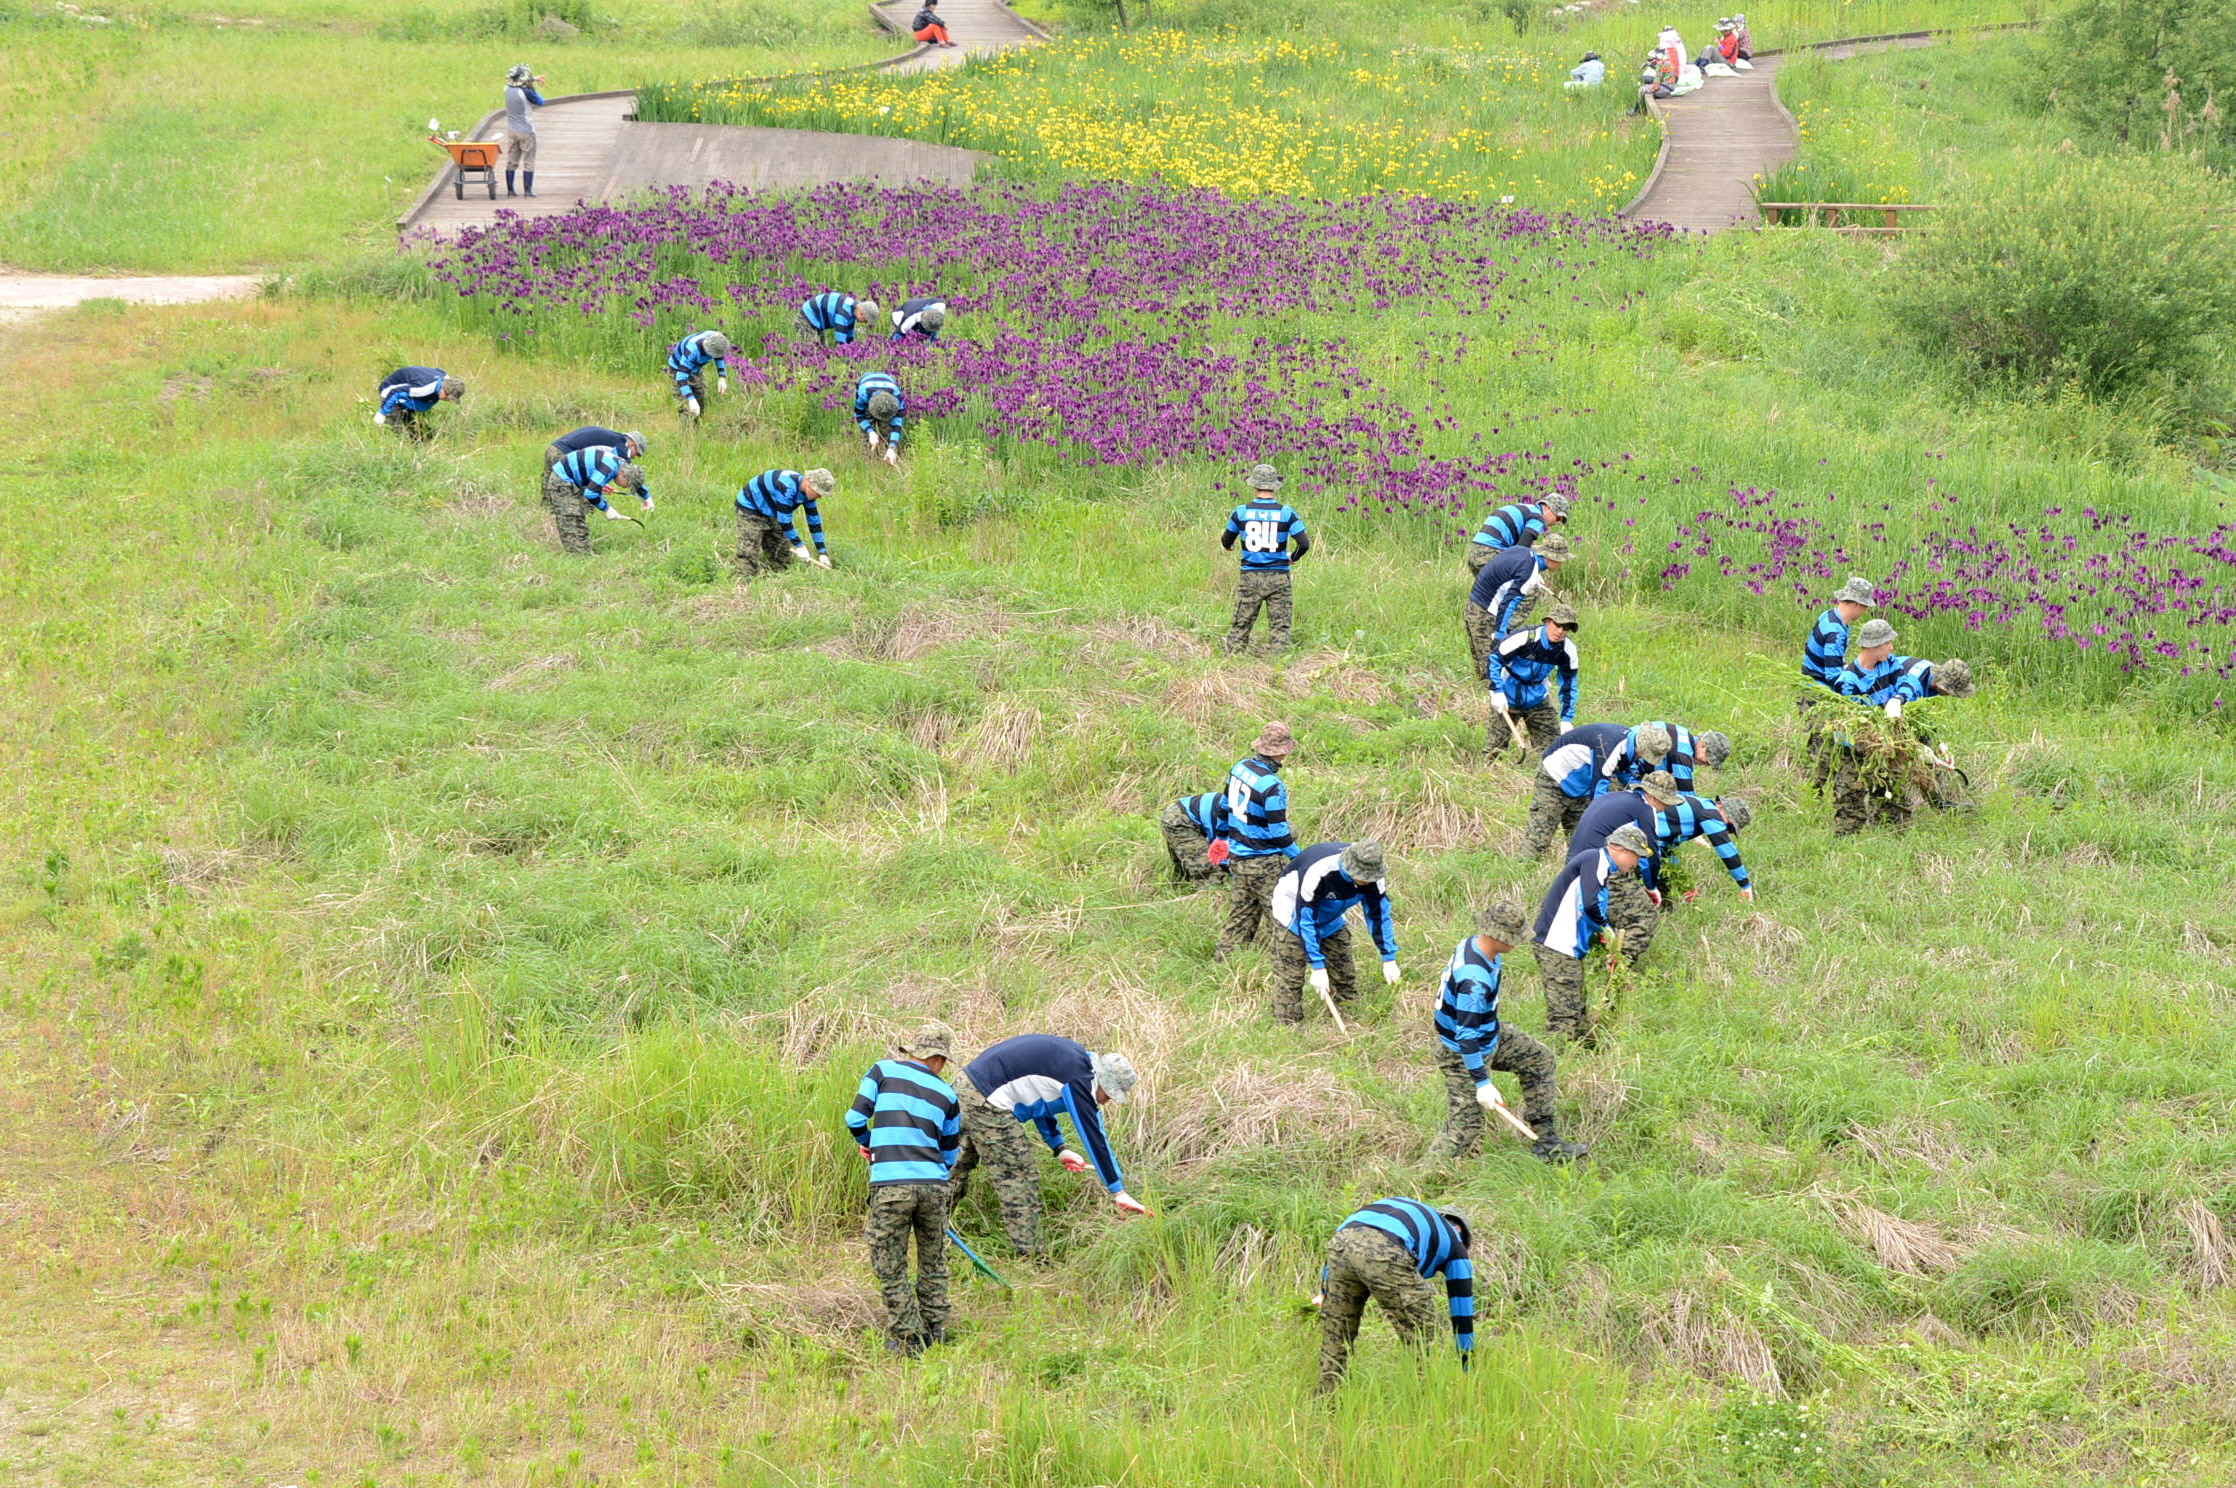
[5, 2, 2236, 1485]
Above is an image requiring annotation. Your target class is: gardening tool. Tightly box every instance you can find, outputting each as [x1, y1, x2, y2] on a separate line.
[946, 1227, 1011, 1290]
[1480, 1086, 1540, 1144]
[1489, 692, 1528, 760]
[1307, 970, 1349, 1035]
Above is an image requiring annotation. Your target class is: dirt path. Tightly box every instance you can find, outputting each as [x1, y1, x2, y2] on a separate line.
[0, 273, 263, 322]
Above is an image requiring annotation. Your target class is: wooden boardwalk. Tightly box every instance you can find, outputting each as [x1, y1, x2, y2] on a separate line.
[871, 0, 1042, 70]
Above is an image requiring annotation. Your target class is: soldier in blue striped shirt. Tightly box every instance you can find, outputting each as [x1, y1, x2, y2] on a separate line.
[1802, 575, 1877, 691]
[1210, 721, 1300, 960]
[734, 467, 835, 577]
[1221, 464, 1311, 654]
[1427, 904, 1584, 1166]
[1158, 790, 1223, 884]
[1532, 821, 1651, 1045]
[1654, 789, 1754, 900]
[799, 290, 879, 347]
[374, 366, 463, 442]
[1267, 840, 1398, 1025]
[1484, 605, 1580, 763]
[847, 1022, 962, 1354]
[853, 372, 906, 466]
[1464, 492, 1573, 573]
[666, 330, 731, 420]
[890, 296, 948, 342]
[1626, 720, 1730, 793]
[542, 426, 644, 473]
[1315, 1198, 1474, 1393]
[544, 445, 648, 555]
[1464, 532, 1572, 677]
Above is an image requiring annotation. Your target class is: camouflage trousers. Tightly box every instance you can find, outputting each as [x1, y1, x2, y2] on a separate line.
[1831, 753, 1920, 836]
[1485, 697, 1562, 766]
[1269, 924, 1358, 1025]
[389, 409, 434, 443]
[1464, 540, 1498, 575]
[1214, 853, 1286, 961]
[1605, 871, 1660, 964]
[1426, 1034, 1558, 1163]
[1224, 570, 1293, 653]
[1463, 599, 1498, 681]
[1518, 772, 1589, 858]
[947, 1094, 1047, 1256]
[865, 1181, 951, 1345]
[1158, 802, 1217, 883]
[1796, 693, 1837, 790]
[541, 469, 592, 556]
[1316, 1225, 1444, 1393]
[734, 510, 794, 578]
[1534, 943, 1592, 1041]
[675, 370, 707, 418]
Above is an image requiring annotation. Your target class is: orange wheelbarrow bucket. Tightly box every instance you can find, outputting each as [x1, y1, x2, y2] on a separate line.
[431, 135, 505, 201]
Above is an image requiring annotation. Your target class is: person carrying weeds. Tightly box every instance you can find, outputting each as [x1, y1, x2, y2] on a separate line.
[800, 291, 879, 348]
[373, 366, 462, 441]
[853, 371, 906, 465]
[847, 1021, 962, 1355]
[1520, 721, 1671, 858]
[1209, 721, 1301, 960]
[734, 467, 834, 576]
[544, 444, 648, 555]
[1314, 1199, 1473, 1394]
[1465, 492, 1572, 574]
[1465, 532, 1572, 677]
[1267, 839, 1398, 1026]
[946, 1034, 1148, 1256]
[1427, 903, 1584, 1166]
[666, 329, 731, 420]
[1532, 821, 1652, 1046]
[1221, 463, 1310, 654]
[1565, 771, 1684, 964]
[1483, 603, 1580, 765]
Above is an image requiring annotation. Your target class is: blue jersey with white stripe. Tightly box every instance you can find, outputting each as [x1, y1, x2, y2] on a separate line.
[1176, 792, 1220, 834]
[666, 331, 729, 390]
[1537, 722, 1640, 801]
[852, 372, 906, 445]
[1270, 842, 1397, 969]
[1434, 936, 1503, 1078]
[1656, 793, 1750, 889]
[1335, 1199, 1474, 1356]
[1534, 848, 1616, 959]
[963, 1034, 1124, 1192]
[1468, 543, 1552, 637]
[845, 1057, 961, 1185]
[891, 297, 945, 342]
[1222, 497, 1310, 572]
[551, 426, 629, 457]
[803, 292, 865, 343]
[1834, 655, 1906, 704]
[1486, 626, 1579, 721]
[1219, 755, 1296, 860]
[377, 366, 446, 416]
[1470, 501, 1547, 552]
[1568, 789, 1663, 890]
[737, 469, 826, 554]
[1802, 607, 1850, 688]
[555, 445, 629, 511]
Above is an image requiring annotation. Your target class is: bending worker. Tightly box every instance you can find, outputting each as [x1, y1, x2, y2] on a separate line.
[1465, 532, 1572, 678]
[734, 467, 835, 577]
[946, 1033, 1148, 1256]
[801, 290, 879, 347]
[374, 366, 463, 441]
[1209, 721, 1301, 961]
[666, 329, 732, 420]
[1628, 719, 1730, 793]
[1427, 903, 1585, 1166]
[1267, 839, 1398, 1026]
[543, 426, 644, 473]
[1484, 602, 1580, 764]
[1653, 780, 1755, 903]
[1532, 820, 1652, 1047]
[1220, 462, 1309, 655]
[1520, 721, 1671, 858]
[543, 442, 648, 555]
[1564, 771, 1683, 964]
[845, 1021, 961, 1356]
[854, 371, 906, 465]
[1159, 788, 1224, 885]
[1465, 492, 1572, 573]
[1315, 1198, 1474, 1394]
[891, 297, 948, 342]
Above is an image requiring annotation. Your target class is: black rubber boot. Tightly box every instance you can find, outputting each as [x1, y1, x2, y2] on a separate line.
[1532, 1133, 1588, 1164]
[523, 170, 536, 198]
[505, 170, 517, 196]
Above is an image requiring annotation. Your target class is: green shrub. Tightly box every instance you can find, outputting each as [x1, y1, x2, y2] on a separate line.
[1883, 155, 2236, 393]
[2040, 0, 2236, 168]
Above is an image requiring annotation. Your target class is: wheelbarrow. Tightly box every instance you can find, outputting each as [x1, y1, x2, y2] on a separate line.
[430, 135, 503, 200]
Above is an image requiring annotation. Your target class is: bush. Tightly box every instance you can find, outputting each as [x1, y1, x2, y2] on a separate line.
[1883, 155, 2236, 393]
[2040, 0, 2236, 168]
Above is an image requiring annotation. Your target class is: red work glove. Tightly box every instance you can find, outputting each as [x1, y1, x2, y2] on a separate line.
[1056, 1149, 1088, 1174]
[1647, 888, 1663, 907]
[1206, 839, 1231, 866]
[1682, 888, 1700, 904]
[857, 1146, 872, 1161]
[1113, 1191, 1151, 1217]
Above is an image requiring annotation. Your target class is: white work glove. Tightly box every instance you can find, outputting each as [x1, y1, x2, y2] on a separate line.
[1056, 1149, 1088, 1174]
[814, 553, 833, 570]
[1739, 886, 1755, 902]
[1885, 697, 1904, 721]
[1308, 969, 1330, 997]
[1112, 1191, 1151, 1217]
[790, 544, 813, 562]
[601, 507, 631, 521]
[716, 376, 728, 395]
[866, 429, 880, 451]
[640, 497, 655, 513]
[372, 413, 387, 425]
[1474, 1081, 1509, 1113]
[1382, 961, 1401, 985]
[883, 445, 899, 467]
[685, 397, 702, 418]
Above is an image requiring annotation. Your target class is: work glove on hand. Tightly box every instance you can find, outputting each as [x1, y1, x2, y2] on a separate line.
[791, 544, 813, 563]
[1647, 888, 1663, 908]
[640, 497, 655, 514]
[602, 507, 631, 521]
[814, 553, 833, 570]
[1682, 888, 1700, 904]
[1205, 839, 1231, 866]
[1474, 1081, 1509, 1113]
[1308, 968, 1331, 997]
[858, 1145, 872, 1161]
[684, 397, 702, 418]
[1739, 886, 1755, 903]
[1056, 1149, 1088, 1175]
[372, 413, 387, 425]
[866, 429, 880, 451]
[1382, 961, 1402, 985]
[716, 376, 728, 395]
[1112, 1191, 1151, 1217]
[883, 446, 899, 467]
[1885, 697, 1904, 722]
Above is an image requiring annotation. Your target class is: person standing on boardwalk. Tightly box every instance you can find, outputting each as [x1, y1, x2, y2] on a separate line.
[1483, 603, 1580, 764]
[947, 1034, 1149, 1256]
[1565, 771, 1683, 964]
[1314, 1199, 1474, 1394]
[1267, 840, 1398, 1026]
[854, 372, 906, 465]
[374, 367, 463, 441]
[1426, 904, 1585, 1166]
[667, 330, 732, 421]
[1221, 463, 1310, 655]
[1209, 722, 1301, 961]
[911, 0, 960, 48]
[1519, 721, 1670, 858]
[500, 64, 544, 198]
[734, 467, 835, 577]
[800, 291, 880, 347]
[846, 1022, 962, 1356]
[891, 297, 949, 343]
[543, 444, 648, 555]
[1465, 492, 1572, 574]
[1465, 533, 1571, 677]
[1532, 821, 1651, 1046]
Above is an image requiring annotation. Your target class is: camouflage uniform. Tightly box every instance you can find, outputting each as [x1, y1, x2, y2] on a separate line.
[1316, 1225, 1444, 1393]
[1462, 600, 1498, 681]
[1159, 802, 1217, 883]
[734, 510, 794, 577]
[1484, 698, 1562, 766]
[946, 1093, 1048, 1256]
[1214, 853, 1287, 960]
[1427, 1035, 1557, 1161]
[1604, 872, 1660, 963]
[1831, 753, 1920, 836]
[1269, 924, 1358, 1025]
[676, 369, 708, 419]
[1518, 771, 1588, 858]
[389, 409, 434, 444]
[864, 1180, 951, 1347]
[541, 469, 593, 556]
[1796, 694, 1837, 791]
[1534, 943, 1591, 1042]
[1224, 570, 1294, 654]
[1464, 541, 1498, 575]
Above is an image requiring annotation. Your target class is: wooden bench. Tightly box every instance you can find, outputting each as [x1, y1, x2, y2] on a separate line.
[1756, 201, 1936, 235]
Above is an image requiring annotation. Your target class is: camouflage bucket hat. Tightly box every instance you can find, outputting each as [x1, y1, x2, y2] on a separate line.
[442, 376, 467, 400]
[1855, 618, 1898, 649]
[896, 1020, 955, 1061]
[803, 467, 837, 497]
[701, 331, 733, 358]
[1719, 795, 1753, 831]
[1696, 729, 1732, 768]
[1476, 902, 1528, 945]
[921, 305, 948, 330]
[1090, 1051, 1139, 1103]
[1340, 839, 1386, 882]
[1605, 823, 1654, 856]
[1639, 769, 1681, 805]
[867, 390, 900, 419]
[1246, 462, 1283, 492]
[1544, 602, 1580, 630]
[1253, 719, 1298, 757]
[1634, 723, 1673, 763]
[1536, 532, 1575, 562]
[1833, 576, 1878, 607]
[622, 430, 647, 455]
[1935, 659, 1975, 698]
[1542, 492, 1575, 518]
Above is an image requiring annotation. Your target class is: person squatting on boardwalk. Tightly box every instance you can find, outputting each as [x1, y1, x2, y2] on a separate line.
[1426, 903, 1585, 1167]
[1484, 603, 1580, 764]
[1520, 721, 1671, 858]
[542, 442, 648, 555]
[911, 0, 960, 47]
[1268, 840, 1398, 1025]
[374, 367, 462, 441]
[667, 330, 731, 420]
[846, 1022, 962, 1356]
[854, 372, 906, 465]
[947, 1034, 1148, 1256]
[734, 467, 834, 577]
[501, 64, 543, 198]
[1221, 463, 1310, 654]
[1464, 533, 1572, 678]
[1533, 821, 1652, 1046]
[1315, 1198, 1473, 1394]
[1464, 492, 1572, 574]
[800, 291, 880, 347]
[1566, 771, 1683, 964]
[1209, 722, 1301, 960]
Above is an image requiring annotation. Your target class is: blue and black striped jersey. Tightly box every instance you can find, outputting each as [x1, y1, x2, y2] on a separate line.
[1336, 1199, 1474, 1357]
[555, 445, 632, 511]
[1802, 607, 1850, 688]
[666, 332, 729, 390]
[803, 292, 866, 343]
[1434, 936, 1504, 1079]
[1656, 793, 1750, 889]
[736, 469, 826, 554]
[1176, 792, 1221, 835]
[1222, 497, 1310, 572]
[1220, 755, 1296, 860]
[1834, 654, 1906, 704]
[852, 372, 906, 445]
[1470, 501, 1547, 552]
[845, 1057, 961, 1185]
